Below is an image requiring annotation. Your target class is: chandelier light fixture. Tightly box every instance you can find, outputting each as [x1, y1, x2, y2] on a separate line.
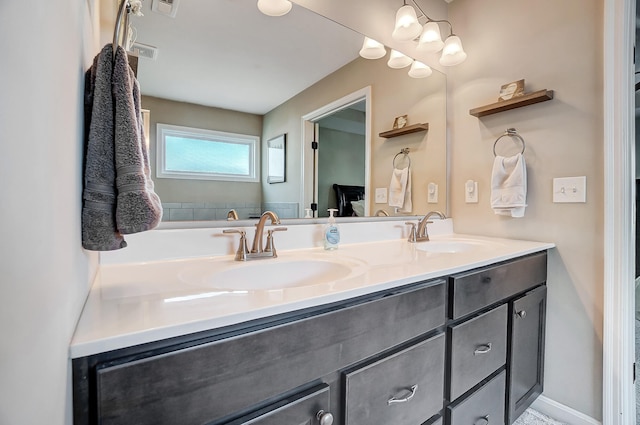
[391, 2, 423, 42]
[408, 60, 433, 78]
[359, 37, 387, 60]
[257, 0, 292, 17]
[387, 49, 413, 69]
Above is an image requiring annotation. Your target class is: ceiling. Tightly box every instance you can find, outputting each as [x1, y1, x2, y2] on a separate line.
[129, 0, 364, 115]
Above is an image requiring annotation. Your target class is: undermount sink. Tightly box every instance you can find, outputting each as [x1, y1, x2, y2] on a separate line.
[414, 239, 490, 254]
[179, 256, 365, 291]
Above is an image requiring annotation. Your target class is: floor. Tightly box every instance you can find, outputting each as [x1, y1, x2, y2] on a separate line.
[513, 409, 566, 425]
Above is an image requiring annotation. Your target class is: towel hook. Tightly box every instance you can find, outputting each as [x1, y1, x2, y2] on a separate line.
[493, 128, 525, 157]
[393, 148, 411, 169]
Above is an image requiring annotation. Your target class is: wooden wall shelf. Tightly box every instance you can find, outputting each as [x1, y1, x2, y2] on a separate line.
[379, 123, 429, 139]
[469, 89, 554, 117]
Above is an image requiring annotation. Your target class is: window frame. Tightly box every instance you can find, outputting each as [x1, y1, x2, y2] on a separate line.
[156, 123, 260, 182]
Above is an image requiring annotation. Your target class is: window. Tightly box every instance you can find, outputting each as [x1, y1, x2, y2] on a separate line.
[156, 124, 260, 182]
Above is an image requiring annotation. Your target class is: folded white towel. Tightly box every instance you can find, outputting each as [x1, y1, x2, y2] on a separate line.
[491, 153, 527, 217]
[388, 167, 412, 212]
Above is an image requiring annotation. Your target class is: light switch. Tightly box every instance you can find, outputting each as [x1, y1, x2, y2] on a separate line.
[428, 182, 438, 203]
[465, 180, 478, 203]
[553, 176, 586, 203]
[375, 187, 388, 204]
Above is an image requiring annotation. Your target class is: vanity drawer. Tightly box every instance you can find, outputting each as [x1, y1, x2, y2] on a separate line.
[343, 333, 445, 425]
[450, 252, 547, 319]
[447, 371, 506, 425]
[95, 281, 446, 425]
[225, 384, 331, 425]
[449, 304, 507, 401]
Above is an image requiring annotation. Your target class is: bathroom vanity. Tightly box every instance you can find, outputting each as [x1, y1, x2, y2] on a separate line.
[71, 229, 549, 425]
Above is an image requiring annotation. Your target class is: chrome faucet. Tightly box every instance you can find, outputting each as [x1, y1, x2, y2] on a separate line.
[223, 211, 287, 261]
[407, 210, 447, 243]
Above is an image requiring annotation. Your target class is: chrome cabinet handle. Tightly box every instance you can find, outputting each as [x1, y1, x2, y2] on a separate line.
[473, 343, 492, 355]
[387, 384, 418, 405]
[316, 410, 334, 425]
[474, 414, 490, 425]
[516, 310, 527, 318]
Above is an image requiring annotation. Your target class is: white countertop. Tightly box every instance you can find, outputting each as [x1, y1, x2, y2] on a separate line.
[70, 223, 554, 358]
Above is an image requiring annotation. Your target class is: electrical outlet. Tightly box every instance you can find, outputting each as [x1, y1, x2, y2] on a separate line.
[553, 176, 586, 203]
[375, 187, 388, 204]
[465, 180, 478, 203]
[428, 183, 438, 203]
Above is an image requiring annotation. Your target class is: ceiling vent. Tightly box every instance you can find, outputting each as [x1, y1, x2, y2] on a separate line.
[131, 42, 159, 60]
[151, 0, 180, 17]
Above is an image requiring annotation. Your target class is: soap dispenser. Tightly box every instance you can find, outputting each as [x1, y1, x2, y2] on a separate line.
[324, 209, 340, 250]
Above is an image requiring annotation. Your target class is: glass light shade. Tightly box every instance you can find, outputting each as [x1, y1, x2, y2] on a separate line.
[408, 61, 433, 78]
[359, 37, 386, 60]
[387, 50, 412, 69]
[439, 35, 467, 66]
[392, 5, 422, 41]
[257, 0, 292, 16]
[417, 22, 444, 52]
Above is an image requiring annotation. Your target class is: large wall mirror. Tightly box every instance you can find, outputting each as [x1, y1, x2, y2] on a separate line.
[126, 0, 447, 224]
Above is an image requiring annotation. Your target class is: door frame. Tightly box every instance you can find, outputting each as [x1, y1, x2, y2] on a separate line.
[299, 86, 372, 218]
[603, 0, 636, 423]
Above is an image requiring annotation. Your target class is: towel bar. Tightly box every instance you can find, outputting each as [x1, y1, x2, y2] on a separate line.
[393, 148, 411, 169]
[493, 128, 525, 157]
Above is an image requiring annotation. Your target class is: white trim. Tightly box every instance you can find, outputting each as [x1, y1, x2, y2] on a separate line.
[603, 0, 636, 423]
[299, 87, 372, 217]
[155, 123, 260, 183]
[532, 396, 601, 425]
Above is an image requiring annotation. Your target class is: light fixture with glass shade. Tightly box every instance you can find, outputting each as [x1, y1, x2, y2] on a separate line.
[392, 2, 422, 41]
[417, 21, 444, 52]
[408, 60, 433, 78]
[439, 34, 467, 66]
[387, 50, 413, 69]
[359, 37, 387, 59]
[257, 0, 292, 17]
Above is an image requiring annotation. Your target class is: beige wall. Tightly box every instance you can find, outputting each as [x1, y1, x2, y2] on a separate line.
[447, 0, 604, 419]
[264, 56, 447, 216]
[141, 96, 263, 204]
[0, 0, 100, 424]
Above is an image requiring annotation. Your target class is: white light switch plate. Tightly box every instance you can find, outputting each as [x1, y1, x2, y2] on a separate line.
[465, 180, 478, 203]
[553, 176, 586, 203]
[375, 187, 388, 204]
[428, 182, 438, 203]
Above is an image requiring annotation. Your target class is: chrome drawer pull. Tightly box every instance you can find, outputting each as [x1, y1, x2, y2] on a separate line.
[474, 414, 490, 425]
[387, 384, 418, 405]
[516, 310, 527, 318]
[316, 410, 334, 425]
[473, 343, 492, 355]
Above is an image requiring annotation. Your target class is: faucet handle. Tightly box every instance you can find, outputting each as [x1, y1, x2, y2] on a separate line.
[264, 227, 287, 255]
[405, 222, 418, 243]
[223, 229, 249, 261]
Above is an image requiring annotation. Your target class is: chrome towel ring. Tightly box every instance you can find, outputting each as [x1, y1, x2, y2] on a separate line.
[493, 128, 526, 157]
[393, 148, 411, 169]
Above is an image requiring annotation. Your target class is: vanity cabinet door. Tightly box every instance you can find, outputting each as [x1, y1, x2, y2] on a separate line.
[343, 333, 445, 425]
[448, 304, 508, 401]
[450, 252, 547, 320]
[446, 370, 506, 425]
[507, 285, 547, 424]
[225, 385, 332, 425]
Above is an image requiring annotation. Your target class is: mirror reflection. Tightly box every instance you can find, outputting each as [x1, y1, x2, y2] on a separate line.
[129, 0, 447, 222]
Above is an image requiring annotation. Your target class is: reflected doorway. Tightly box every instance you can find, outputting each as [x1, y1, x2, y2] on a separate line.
[300, 87, 372, 218]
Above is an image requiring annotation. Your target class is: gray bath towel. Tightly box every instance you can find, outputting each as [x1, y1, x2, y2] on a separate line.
[82, 45, 162, 250]
[82, 44, 127, 250]
[112, 46, 163, 233]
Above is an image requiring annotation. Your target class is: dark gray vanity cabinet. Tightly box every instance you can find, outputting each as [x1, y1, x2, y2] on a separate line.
[445, 252, 547, 425]
[72, 251, 548, 425]
[73, 280, 447, 425]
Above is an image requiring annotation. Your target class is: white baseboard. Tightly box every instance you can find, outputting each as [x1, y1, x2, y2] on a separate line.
[532, 395, 601, 425]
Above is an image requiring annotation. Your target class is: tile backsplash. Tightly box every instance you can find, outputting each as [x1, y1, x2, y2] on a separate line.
[161, 202, 299, 221]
